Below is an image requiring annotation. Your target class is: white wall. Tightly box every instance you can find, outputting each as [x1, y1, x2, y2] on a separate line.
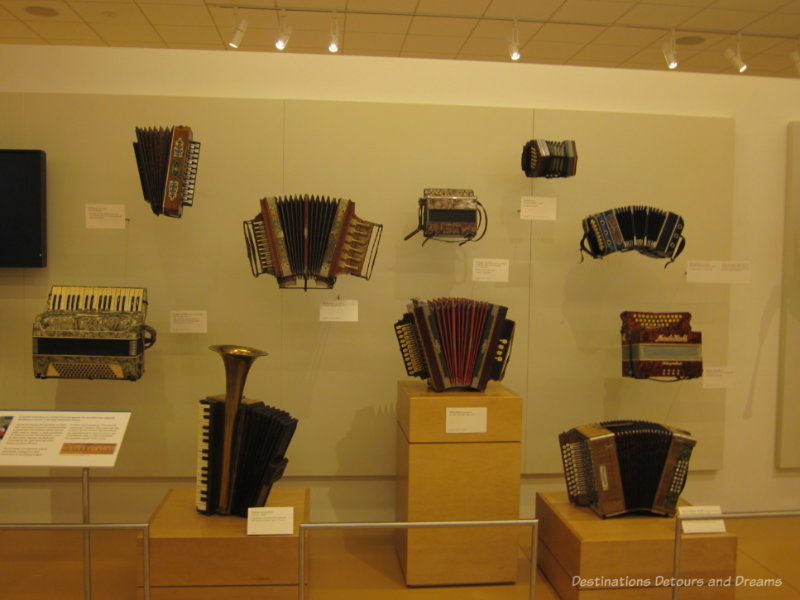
[1, 44, 799, 522]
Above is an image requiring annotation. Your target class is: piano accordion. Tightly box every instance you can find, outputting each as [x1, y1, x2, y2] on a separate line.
[580, 205, 685, 265]
[32, 286, 156, 381]
[243, 194, 383, 290]
[621, 311, 702, 380]
[521, 139, 577, 178]
[196, 397, 297, 517]
[133, 125, 200, 217]
[403, 188, 487, 245]
[559, 420, 696, 518]
[393, 297, 515, 392]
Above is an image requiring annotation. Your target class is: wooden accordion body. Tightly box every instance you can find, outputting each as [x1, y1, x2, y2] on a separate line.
[32, 286, 155, 381]
[558, 420, 696, 518]
[620, 311, 703, 380]
[393, 297, 515, 392]
[243, 194, 383, 290]
[133, 126, 200, 218]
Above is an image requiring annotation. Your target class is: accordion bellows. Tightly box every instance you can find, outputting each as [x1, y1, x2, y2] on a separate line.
[580, 205, 685, 264]
[243, 194, 383, 290]
[621, 311, 703, 380]
[521, 139, 577, 178]
[133, 126, 200, 218]
[394, 297, 515, 392]
[559, 420, 696, 518]
[32, 285, 156, 381]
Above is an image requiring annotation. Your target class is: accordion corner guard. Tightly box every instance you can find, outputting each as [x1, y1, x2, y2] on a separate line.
[393, 297, 515, 392]
[521, 139, 577, 178]
[243, 194, 383, 290]
[580, 206, 685, 265]
[621, 311, 702, 381]
[133, 125, 200, 218]
[559, 420, 696, 518]
[32, 285, 156, 381]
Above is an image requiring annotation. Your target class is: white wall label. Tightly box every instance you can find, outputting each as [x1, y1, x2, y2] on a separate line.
[445, 407, 488, 434]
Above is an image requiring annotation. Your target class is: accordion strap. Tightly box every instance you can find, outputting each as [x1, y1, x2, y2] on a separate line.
[143, 324, 157, 349]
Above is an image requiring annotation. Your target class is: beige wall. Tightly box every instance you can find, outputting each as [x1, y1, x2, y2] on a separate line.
[1, 45, 799, 524]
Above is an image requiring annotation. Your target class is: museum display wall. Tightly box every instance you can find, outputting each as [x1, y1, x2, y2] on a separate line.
[0, 44, 799, 525]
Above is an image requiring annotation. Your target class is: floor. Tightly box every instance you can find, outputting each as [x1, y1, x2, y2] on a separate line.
[0, 516, 797, 599]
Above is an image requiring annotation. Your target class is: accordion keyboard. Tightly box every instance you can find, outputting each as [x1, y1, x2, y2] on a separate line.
[47, 286, 147, 313]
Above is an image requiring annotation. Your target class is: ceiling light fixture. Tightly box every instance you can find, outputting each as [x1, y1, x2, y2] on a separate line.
[229, 9, 248, 49]
[328, 12, 339, 53]
[275, 9, 291, 50]
[508, 20, 520, 61]
[662, 29, 678, 70]
[724, 33, 747, 73]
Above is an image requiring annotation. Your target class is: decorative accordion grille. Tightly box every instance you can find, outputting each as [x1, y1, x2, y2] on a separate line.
[53, 362, 118, 379]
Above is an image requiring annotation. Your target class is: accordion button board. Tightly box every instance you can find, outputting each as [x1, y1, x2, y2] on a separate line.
[394, 297, 515, 392]
[243, 194, 383, 290]
[32, 285, 156, 381]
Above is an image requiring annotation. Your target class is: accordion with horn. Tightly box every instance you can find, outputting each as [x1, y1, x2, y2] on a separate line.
[132, 125, 200, 217]
[243, 194, 383, 290]
[558, 420, 696, 518]
[393, 297, 514, 392]
[620, 311, 702, 380]
[521, 139, 577, 178]
[580, 205, 685, 264]
[32, 285, 156, 381]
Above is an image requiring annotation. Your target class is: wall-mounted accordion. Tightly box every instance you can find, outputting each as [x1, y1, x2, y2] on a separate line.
[243, 195, 383, 290]
[393, 298, 514, 392]
[559, 420, 696, 518]
[580, 206, 685, 265]
[133, 126, 200, 217]
[196, 345, 298, 517]
[403, 188, 487, 245]
[521, 139, 577, 178]
[621, 311, 702, 380]
[32, 286, 156, 380]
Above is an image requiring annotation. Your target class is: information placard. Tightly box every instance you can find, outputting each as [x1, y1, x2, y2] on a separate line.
[0, 410, 130, 467]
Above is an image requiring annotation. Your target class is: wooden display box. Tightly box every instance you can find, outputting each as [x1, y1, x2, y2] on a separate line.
[395, 380, 523, 587]
[139, 486, 309, 600]
[536, 491, 737, 600]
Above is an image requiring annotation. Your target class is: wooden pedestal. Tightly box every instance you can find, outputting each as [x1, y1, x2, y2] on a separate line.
[536, 492, 737, 600]
[395, 380, 523, 587]
[139, 486, 309, 600]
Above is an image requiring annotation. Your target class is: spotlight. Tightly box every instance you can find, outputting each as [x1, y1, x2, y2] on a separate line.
[508, 21, 520, 61]
[275, 10, 291, 50]
[724, 34, 747, 73]
[229, 13, 248, 49]
[328, 12, 339, 53]
[662, 30, 678, 70]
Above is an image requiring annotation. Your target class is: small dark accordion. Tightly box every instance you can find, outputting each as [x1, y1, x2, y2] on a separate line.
[393, 297, 514, 392]
[243, 194, 383, 290]
[132, 126, 200, 217]
[404, 188, 487, 245]
[580, 206, 685, 265]
[559, 420, 696, 518]
[32, 286, 156, 381]
[521, 139, 577, 178]
[620, 311, 702, 380]
[196, 397, 297, 518]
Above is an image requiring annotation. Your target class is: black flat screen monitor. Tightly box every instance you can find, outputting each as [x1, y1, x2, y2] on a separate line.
[0, 150, 46, 268]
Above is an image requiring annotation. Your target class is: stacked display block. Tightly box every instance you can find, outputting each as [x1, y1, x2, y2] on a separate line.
[395, 380, 523, 586]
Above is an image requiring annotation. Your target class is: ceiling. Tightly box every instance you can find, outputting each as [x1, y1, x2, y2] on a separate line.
[2, 0, 800, 79]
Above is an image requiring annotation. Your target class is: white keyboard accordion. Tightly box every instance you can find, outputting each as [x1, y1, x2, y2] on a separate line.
[32, 286, 156, 381]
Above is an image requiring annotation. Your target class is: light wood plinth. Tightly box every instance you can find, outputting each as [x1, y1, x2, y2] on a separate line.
[139, 486, 309, 599]
[536, 491, 737, 600]
[396, 380, 523, 587]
